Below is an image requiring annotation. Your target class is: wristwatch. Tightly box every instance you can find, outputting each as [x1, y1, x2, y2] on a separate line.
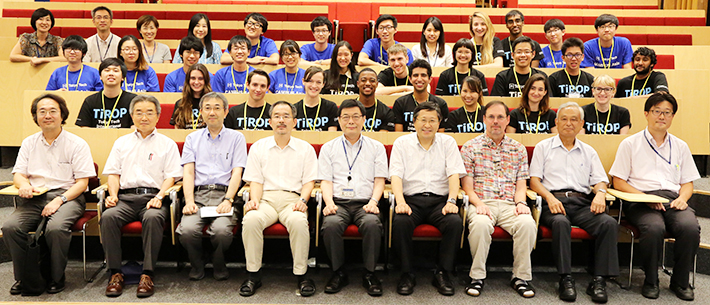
[59, 195, 67, 204]
[299, 198, 308, 204]
[597, 189, 607, 194]
[516, 201, 526, 206]
[447, 198, 456, 204]
[155, 194, 164, 201]
[223, 197, 234, 203]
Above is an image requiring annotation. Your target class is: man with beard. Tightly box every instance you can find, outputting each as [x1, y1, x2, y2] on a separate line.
[500, 10, 543, 68]
[615, 47, 669, 98]
[392, 59, 449, 132]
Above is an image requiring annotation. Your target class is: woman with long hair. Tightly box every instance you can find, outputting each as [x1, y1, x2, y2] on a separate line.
[411, 17, 452, 67]
[445, 75, 486, 133]
[507, 74, 557, 133]
[469, 12, 503, 67]
[435, 38, 487, 96]
[171, 64, 212, 129]
[117, 35, 159, 92]
[581, 74, 631, 134]
[322, 40, 358, 95]
[173, 13, 223, 64]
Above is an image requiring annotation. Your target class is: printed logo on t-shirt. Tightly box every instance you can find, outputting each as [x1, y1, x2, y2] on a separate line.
[558, 84, 591, 96]
[297, 117, 330, 130]
[455, 122, 485, 133]
[586, 122, 621, 134]
[92, 107, 128, 127]
[518, 121, 549, 133]
[594, 55, 620, 68]
[507, 83, 523, 97]
[272, 83, 304, 94]
[623, 87, 652, 97]
[364, 118, 383, 130]
[237, 117, 270, 130]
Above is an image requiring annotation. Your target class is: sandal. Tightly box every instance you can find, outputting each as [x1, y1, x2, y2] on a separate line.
[299, 278, 316, 297]
[239, 279, 262, 297]
[465, 279, 484, 296]
[511, 277, 535, 298]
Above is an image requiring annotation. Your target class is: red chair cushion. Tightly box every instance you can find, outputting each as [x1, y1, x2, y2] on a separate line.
[71, 211, 98, 231]
[413, 224, 442, 238]
[343, 224, 361, 237]
[121, 221, 143, 234]
[491, 226, 512, 239]
[264, 223, 289, 236]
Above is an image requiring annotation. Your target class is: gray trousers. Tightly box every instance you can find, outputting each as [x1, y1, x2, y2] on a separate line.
[99, 193, 167, 272]
[176, 189, 237, 276]
[1, 189, 85, 282]
[321, 199, 383, 272]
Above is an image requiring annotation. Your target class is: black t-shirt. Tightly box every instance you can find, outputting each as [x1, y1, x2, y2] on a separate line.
[508, 108, 556, 133]
[170, 98, 201, 128]
[615, 71, 669, 98]
[581, 103, 631, 134]
[501, 36, 544, 68]
[360, 99, 395, 132]
[435, 67, 488, 96]
[224, 102, 272, 130]
[490, 68, 547, 97]
[321, 70, 359, 95]
[377, 67, 410, 87]
[548, 69, 595, 98]
[294, 98, 339, 131]
[473, 36, 505, 66]
[445, 106, 485, 133]
[392, 94, 449, 132]
[75, 90, 137, 128]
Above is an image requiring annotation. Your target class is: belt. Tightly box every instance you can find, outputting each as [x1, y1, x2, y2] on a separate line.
[551, 190, 589, 198]
[118, 187, 160, 195]
[414, 192, 444, 197]
[195, 184, 228, 192]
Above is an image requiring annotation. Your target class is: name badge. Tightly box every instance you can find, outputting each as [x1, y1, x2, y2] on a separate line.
[341, 188, 355, 198]
[568, 91, 581, 98]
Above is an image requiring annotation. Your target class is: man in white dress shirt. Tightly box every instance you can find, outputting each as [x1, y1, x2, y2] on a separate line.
[84, 6, 120, 63]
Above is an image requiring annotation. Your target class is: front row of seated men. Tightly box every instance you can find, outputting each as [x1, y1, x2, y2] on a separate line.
[2, 91, 699, 301]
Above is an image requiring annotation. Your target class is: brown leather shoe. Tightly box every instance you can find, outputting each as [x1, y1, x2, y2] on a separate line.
[136, 274, 154, 298]
[105, 273, 124, 297]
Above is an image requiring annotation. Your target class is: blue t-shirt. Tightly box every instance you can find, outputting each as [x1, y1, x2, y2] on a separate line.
[164, 67, 186, 93]
[269, 68, 305, 94]
[122, 67, 160, 92]
[250, 36, 279, 58]
[212, 65, 255, 93]
[173, 41, 223, 65]
[300, 43, 335, 62]
[538, 46, 565, 69]
[46, 65, 102, 91]
[582, 37, 633, 69]
[361, 38, 414, 65]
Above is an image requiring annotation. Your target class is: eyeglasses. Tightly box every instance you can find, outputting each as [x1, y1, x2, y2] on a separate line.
[272, 115, 292, 120]
[564, 53, 584, 59]
[245, 22, 262, 29]
[649, 109, 673, 117]
[282, 52, 299, 58]
[377, 25, 395, 32]
[121, 48, 138, 53]
[600, 24, 617, 30]
[339, 115, 362, 121]
[93, 15, 111, 20]
[545, 28, 561, 34]
[184, 50, 200, 56]
[592, 87, 614, 93]
[314, 30, 330, 34]
[415, 118, 438, 125]
[37, 109, 59, 117]
[514, 50, 533, 56]
[133, 112, 156, 118]
[65, 49, 81, 54]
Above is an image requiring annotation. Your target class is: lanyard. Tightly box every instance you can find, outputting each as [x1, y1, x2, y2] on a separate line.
[465, 105, 480, 132]
[508, 38, 513, 66]
[427, 44, 439, 67]
[644, 130, 672, 164]
[341, 137, 363, 179]
[142, 42, 156, 63]
[123, 70, 139, 92]
[598, 38, 614, 69]
[231, 66, 248, 93]
[594, 104, 611, 135]
[340, 76, 349, 95]
[564, 69, 581, 92]
[394, 67, 409, 87]
[549, 48, 563, 68]
[357, 97, 378, 132]
[101, 90, 123, 128]
[285, 69, 299, 94]
[97, 35, 113, 62]
[192, 110, 201, 130]
[513, 69, 532, 96]
[255, 37, 261, 55]
[379, 42, 387, 65]
[523, 110, 542, 134]
[243, 102, 266, 131]
[65, 65, 84, 91]
[631, 73, 651, 97]
[473, 42, 479, 65]
[303, 97, 322, 131]
[454, 68, 471, 95]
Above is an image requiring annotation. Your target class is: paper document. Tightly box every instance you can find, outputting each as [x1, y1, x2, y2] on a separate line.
[200, 206, 234, 218]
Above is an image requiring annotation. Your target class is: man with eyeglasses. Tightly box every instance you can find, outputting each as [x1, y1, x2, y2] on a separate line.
[84, 6, 120, 63]
[491, 36, 547, 97]
[392, 59, 449, 132]
[500, 10, 543, 68]
[615, 47, 669, 98]
[582, 14, 633, 69]
[300, 17, 335, 65]
[221, 13, 278, 65]
[548, 38, 595, 98]
[318, 99, 388, 296]
[76, 58, 137, 128]
[538, 19, 566, 69]
[101, 95, 183, 298]
[164, 36, 203, 92]
[46, 35, 103, 91]
[224, 70, 272, 130]
[213, 35, 255, 93]
[609, 92, 700, 301]
[356, 68, 395, 131]
[358, 14, 413, 67]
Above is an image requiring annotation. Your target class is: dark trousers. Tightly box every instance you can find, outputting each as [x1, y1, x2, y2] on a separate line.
[1, 189, 85, 282]
[540, 195, 619, 276]
[392, 194, 462, 273]
[99, 193, 168, 272]
[321, 198, 383, 272]
[623, 190, 700, 288]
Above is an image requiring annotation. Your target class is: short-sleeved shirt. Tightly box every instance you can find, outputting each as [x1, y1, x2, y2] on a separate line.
[46, 65, 102, 91]
[173, 41, 222, 65]
[609, 128, 700, 193]
[473, 36, 505, 66]
[538, 46, 565, 69]
[122, 67, 160, 92]
[581, 103, 631, 134]
[13, 129, 95, 190]
[243, 136, 318, 192]
[102, 129, 183, 189]
[392, 94, 449, 132]
[529, 135, 608, 194]
[294, 98, 339, 131]
[460, 134, 529, 202]
[490, 68, 547, 97]
[163, 67, 186, 93]
[377, 67, 410, 87]
[435, 67, 488, 96]
[212, 65, 255, 93]
[249, 36, 279, 58]
[143, 42, 172, 63]
[548, 69, 595, 98]
[84, 33, 121, 63]
[361, 38, 414, 66]
[75, 91, 137, 128]
[224, 102, 272, 130]
[321, 71, 359, 95]
[410, 43, 453, 67]
[582, 37, 633, 69]
[317, 135, 389, 200]
[508, 109, 557, 134]
[615, 71, 669, 98]
[389, 133, 466, 196]
[181, 127, 248, 186]
[19, 32, 62, 58]
[445, 106, 485, 133]
[501, 36, 544, 68]
[300, 43, 335, 62]
[269, 68, 306, 94]
[360, 99, 395, 132]
[170, 98, 201, 128]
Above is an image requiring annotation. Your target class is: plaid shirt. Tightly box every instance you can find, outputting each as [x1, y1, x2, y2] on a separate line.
[460, 134, 529, 202]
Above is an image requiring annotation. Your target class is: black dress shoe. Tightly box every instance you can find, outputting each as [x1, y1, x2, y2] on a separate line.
[641, 282, 659, 299]
[239, 279, 262, 297]
[397, 272, 416, 295]
[362, 272, 383, 296]
[324, 271, 349, 294]
[298, 278, 316, 297]
[669, 282, 694, 301]
[47, 277, 66, 294]
[10, 281, 22, 295]
[432, 270, 455, 296]
[586, 276, 607, 303]
[558, 275, 577, 302]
